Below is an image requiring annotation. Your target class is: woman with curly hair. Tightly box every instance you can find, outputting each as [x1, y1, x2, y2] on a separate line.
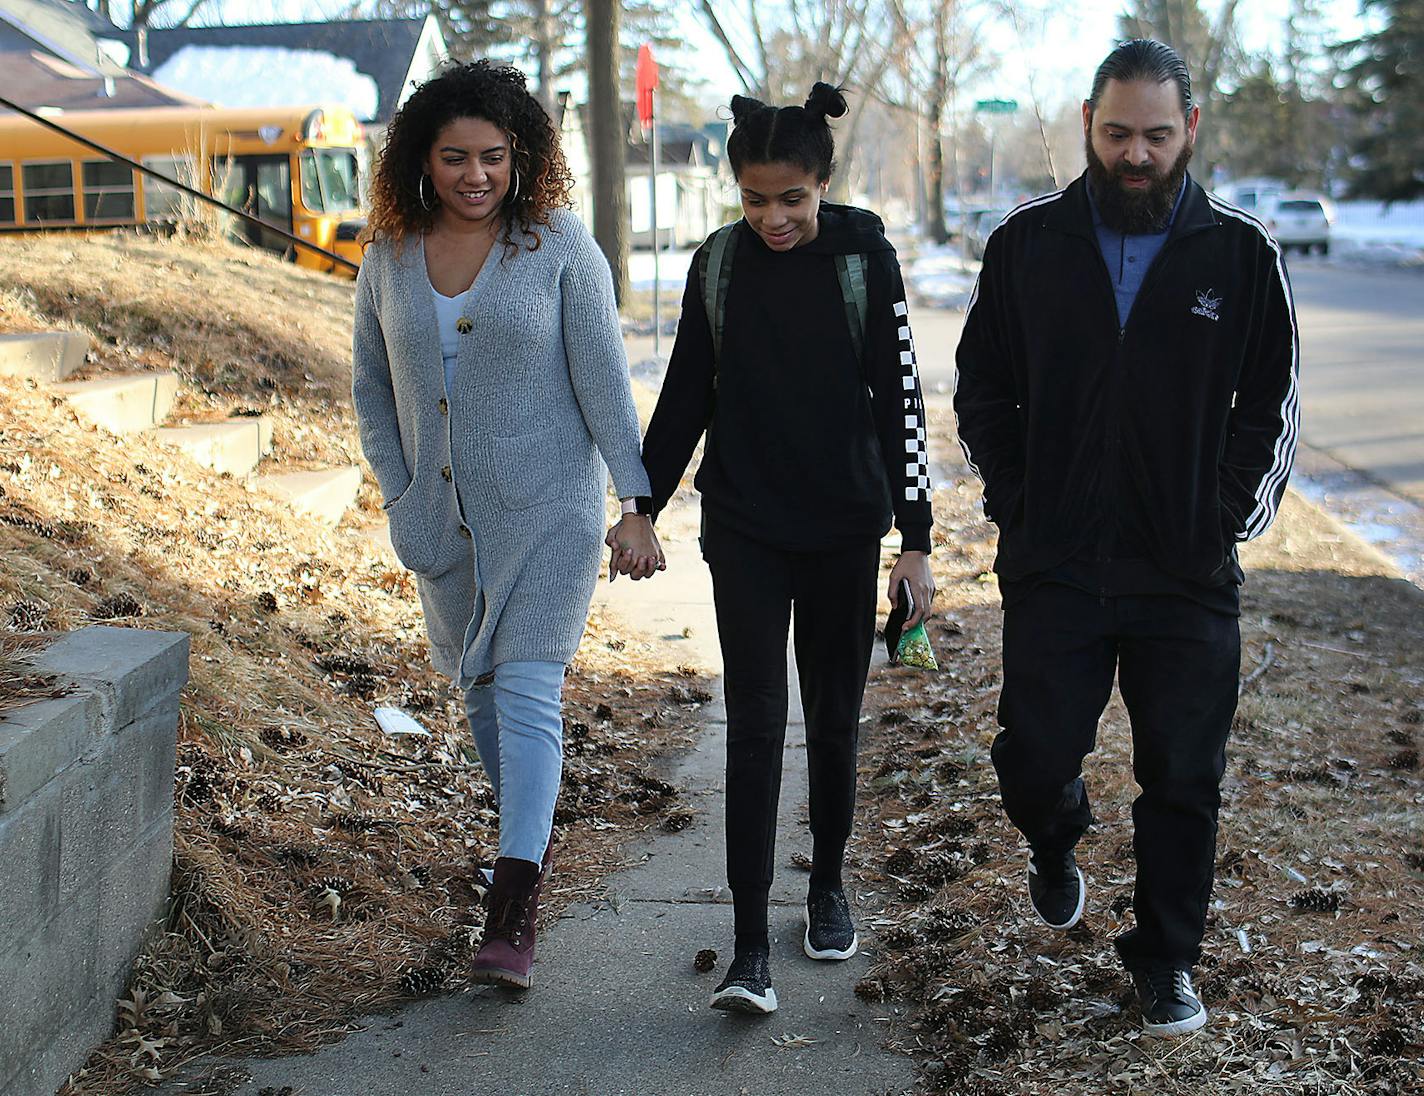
[352, 59, 663, 990]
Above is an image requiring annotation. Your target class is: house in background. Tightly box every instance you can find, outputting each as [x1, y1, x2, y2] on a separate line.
[130, 17, 448, 136]
[571, 102, 731, 249]
[0, 0, 200, 111]
[625, 119, 731, 249]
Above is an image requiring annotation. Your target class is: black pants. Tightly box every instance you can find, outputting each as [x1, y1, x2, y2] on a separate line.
[992, 584, 1240, 968]
[704, 520, 880, 946]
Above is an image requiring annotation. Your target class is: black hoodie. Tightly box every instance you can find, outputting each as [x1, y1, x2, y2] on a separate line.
[642, 204, 933, 553]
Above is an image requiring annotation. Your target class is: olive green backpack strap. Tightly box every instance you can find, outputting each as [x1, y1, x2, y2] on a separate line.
[834, 251, 869, 365]
[699, 221, 741, 372]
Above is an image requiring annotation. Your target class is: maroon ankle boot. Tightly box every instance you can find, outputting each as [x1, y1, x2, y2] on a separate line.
[471, 857, 541, 989]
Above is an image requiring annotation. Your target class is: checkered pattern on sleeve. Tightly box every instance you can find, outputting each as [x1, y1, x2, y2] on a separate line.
[895, 300, 930, 502]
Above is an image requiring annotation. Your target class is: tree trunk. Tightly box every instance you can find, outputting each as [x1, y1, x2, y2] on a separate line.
[586, 0, 628, 305]
[533, 0, 557, 117]
[925, 6, 949, 244]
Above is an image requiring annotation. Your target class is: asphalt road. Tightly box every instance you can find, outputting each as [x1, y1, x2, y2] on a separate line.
[908, 258, 1424, 505]
[1285, 258, 1424, 504]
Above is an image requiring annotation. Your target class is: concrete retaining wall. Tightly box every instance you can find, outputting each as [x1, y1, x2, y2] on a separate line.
[0, 627, 190, 1096]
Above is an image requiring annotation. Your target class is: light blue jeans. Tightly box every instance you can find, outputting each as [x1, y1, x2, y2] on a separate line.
[464, 660, 565, 865]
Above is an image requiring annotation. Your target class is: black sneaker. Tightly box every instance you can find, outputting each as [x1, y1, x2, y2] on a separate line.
[1131, 964, 1208, 1036]
[710, 950, 778, 1014]
[1027, 847, 1085, 929]
[803, 886, 858, 960]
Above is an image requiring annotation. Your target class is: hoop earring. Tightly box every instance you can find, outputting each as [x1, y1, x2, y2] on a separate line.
[419, 173, 435, 211]
[507, 167, 520, 206]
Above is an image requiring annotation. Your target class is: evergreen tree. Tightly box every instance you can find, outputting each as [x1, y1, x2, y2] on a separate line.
[1338, 0, 1423, 201]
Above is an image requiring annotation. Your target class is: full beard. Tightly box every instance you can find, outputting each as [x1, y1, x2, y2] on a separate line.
[1085, 137, 1193, 234]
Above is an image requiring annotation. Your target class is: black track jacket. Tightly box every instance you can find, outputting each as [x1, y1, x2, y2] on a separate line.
[954, 173, 1300, 588]
[642, 205, 933, 553]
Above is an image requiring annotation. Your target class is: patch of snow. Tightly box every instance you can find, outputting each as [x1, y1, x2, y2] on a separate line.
[905, 243, 980, 310]
[153, 46, 380, 122]
[1328, 200, 1424, 267]
[627, 247, 694, 293]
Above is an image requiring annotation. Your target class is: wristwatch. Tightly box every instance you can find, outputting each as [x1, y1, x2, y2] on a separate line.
[620, 496, 654, 517]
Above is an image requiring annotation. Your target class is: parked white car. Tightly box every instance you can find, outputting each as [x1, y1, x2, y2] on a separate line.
[1261, 193, 1335, 255]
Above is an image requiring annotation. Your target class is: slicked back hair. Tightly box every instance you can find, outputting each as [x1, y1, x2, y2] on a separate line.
[1087, 38, 1194, 118]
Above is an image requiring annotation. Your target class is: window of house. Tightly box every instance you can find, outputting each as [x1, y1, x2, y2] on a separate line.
[21, 161, 75, 223]
[0, 164, 14, 225]
[82, 159, 136, 221]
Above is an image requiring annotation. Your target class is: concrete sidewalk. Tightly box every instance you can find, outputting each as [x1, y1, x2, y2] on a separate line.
[163, 500, 915, 1096]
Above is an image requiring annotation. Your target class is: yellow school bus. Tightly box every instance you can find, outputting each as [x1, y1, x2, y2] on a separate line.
[0, 104, 366, 275]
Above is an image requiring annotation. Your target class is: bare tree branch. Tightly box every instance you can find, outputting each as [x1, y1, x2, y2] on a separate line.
[697, 0, 761, 95]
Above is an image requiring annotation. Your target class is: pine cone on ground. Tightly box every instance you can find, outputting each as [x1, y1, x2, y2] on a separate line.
[1290, 889, 1342, 913]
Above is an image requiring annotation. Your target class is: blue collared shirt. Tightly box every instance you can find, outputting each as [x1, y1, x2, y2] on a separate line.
[1088, 179, 1187, 327]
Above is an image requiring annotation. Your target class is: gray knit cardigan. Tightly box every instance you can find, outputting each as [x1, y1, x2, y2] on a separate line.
[351, 209, 651, 685]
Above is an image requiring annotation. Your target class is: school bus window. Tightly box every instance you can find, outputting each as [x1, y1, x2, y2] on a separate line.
[299, 148, 359, 214]
[317, 149, 359, 212]
[0, 163, 14, 225]
[299, 150, 323, 212]
[82, 160, 136, 221]
[22, 161, 75, 223]
[140, 155, 185, 221]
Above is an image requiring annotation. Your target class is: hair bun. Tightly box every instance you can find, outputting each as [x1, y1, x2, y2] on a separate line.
[803, 82, 848, 121]
[730, 94, 767, 125]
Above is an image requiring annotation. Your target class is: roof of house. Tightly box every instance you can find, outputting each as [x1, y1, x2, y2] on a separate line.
[134, 18, 438, 123]
[626, 121, 725, 171]
[0, 0, 128, 73]
[0, 48, 205, 110]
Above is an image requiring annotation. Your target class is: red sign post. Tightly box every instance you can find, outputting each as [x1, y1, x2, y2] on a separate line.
[636, 44, 658, 130]
[635, 45, 663, 355]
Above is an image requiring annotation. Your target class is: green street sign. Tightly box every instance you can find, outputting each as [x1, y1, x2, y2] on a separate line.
[975, 98, 1018, 114]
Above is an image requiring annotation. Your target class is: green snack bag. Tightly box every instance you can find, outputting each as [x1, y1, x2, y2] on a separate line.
[895, 620, 938, 670]
[885, 578, 938, 670]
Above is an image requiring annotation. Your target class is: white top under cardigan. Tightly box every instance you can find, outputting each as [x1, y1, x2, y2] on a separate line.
[430, 283, 471, 392]
[351, 209, 652, 684]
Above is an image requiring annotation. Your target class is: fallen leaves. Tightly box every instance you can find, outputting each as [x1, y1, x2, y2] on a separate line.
[849, 412, 1424, 1095]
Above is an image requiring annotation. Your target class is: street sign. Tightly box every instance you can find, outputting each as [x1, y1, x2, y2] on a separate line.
[974, 98, 1018, 114]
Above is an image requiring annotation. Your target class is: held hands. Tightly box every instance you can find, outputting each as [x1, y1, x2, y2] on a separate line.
[887, 551, 936, 628]
[605, 514, 666, 582]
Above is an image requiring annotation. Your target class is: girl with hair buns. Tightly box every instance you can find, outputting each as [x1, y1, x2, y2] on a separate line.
[352, 59, 662, 991]
[637, 81, 935, 1014]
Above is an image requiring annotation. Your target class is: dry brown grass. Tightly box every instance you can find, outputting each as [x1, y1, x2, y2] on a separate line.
[850, 404, 1424, 1094]
[0, 231, 709, 1093]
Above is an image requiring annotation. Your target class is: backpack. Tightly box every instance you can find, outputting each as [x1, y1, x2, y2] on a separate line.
[697, 220, 870, 373]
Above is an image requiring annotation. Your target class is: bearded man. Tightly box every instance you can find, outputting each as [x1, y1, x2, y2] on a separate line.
[953, 39, 1298, 1036]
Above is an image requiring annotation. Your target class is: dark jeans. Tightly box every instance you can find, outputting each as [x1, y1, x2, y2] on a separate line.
[992, 584, 1240, 968]
[703, 520, 880, 947]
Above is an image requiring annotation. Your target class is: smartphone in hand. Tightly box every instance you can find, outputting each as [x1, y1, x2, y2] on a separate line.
[884, 578, 913, 663]
[885, 577, 937, 670]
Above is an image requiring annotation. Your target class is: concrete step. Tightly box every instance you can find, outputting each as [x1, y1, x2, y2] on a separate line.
[51, 372, 180, 434]
[253, 465, 361, 525]
[0, 331, 88, 382]
[152, 417, 273, 477]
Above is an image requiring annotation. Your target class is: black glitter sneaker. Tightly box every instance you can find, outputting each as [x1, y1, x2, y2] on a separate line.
[1130, 964, 1208, 1037]
[710, 950, 778, 1014]
[1027, 847, 1085, 930]
[803, 885, 858, 960]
